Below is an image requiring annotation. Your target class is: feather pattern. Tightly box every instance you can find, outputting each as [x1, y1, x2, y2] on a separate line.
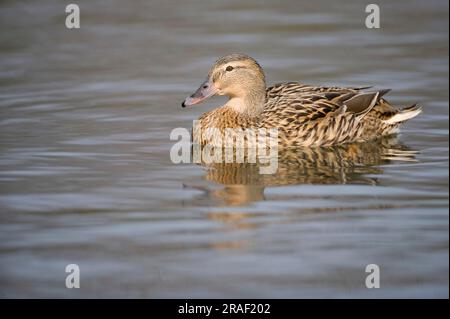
[185, 55, 422, 148]
[259, 83, 419, 147]
[195, 82, 422, 148]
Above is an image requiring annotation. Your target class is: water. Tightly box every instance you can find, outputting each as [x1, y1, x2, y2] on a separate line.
[0, 0, 448, 298]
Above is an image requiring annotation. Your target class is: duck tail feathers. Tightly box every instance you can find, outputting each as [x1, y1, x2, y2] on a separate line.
[383, 104, 422, 125]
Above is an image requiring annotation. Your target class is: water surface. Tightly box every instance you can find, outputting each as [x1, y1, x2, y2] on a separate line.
[0, 0, 448, 298]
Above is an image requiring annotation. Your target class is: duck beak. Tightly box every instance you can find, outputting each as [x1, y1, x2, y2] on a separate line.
[182, 78, 217, 107]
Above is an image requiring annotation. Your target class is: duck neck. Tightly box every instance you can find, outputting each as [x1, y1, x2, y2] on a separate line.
[226, 82, 266, 118]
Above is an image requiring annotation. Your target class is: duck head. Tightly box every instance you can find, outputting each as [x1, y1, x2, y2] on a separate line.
[182, 54, 267, 116]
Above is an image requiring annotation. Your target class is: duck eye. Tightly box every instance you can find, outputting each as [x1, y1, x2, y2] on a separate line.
[225, 66, 234, 72]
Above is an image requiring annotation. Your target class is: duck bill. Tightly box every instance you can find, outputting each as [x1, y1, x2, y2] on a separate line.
[182, 79, 217, 107]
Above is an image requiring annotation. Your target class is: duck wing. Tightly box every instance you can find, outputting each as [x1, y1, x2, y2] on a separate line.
[262, 83, 394, 146]
[265, 82, 390, 123]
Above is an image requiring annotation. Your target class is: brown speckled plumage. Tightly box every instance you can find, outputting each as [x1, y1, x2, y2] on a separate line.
[184, 54, 422, 148]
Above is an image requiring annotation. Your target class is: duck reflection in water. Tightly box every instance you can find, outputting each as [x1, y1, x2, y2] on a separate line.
[185, 136, 418, 208]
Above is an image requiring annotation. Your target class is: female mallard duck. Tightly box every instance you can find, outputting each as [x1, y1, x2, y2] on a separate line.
[182, 54, 422, 148]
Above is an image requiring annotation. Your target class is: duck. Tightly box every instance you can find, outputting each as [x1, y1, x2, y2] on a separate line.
[182, 53, 422, 148]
